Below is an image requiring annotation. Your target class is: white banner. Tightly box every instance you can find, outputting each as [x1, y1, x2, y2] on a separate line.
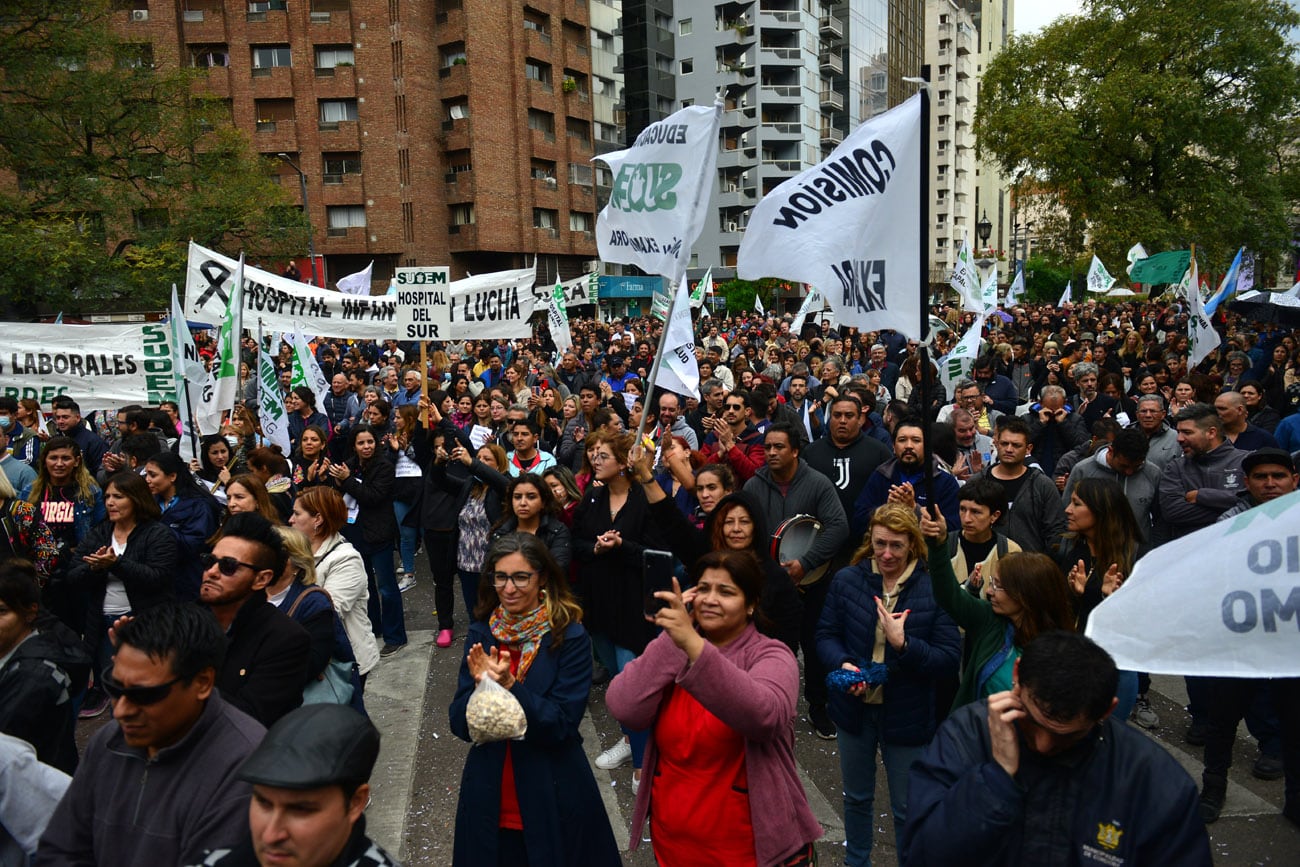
[951, 236, 982, 313]
[1126, 242, 1148, 276]
[531, 272, 597, 307]
[0, 323, 179, 410]
[938, 315, 985, 396]
[1005, 266, 1024, 308]
[1086, 254, 1115, 293]
[1185, 253, 1217, 368]
[547, 282, 573, 357]
[1059, 281, 1073, 306]
[291, 324, 331, 401]
[738, 94, 923, 339]
[168, 287, 202, 461]
[654, 280, 700, 399]
[196, 253, 244, 435]
[394, 266, 452, 341]
[256, 338, 291, 455]
[790, 288, 821, 335]
[596, 102, 723, 286]
[186, 242, 535, 341]
[980, 264, 999, 314]
[1086, 488, 1300, 677]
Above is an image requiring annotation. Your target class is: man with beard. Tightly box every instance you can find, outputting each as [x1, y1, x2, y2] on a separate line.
[852, 419, 960, 538]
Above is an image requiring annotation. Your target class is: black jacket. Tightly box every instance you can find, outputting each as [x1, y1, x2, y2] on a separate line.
[66, 519, 179, 614]
[491, 513, 573, 574]
[334, 454, 397, 546]
[0, 618, 90, 774]
[214, 591, 311, 728]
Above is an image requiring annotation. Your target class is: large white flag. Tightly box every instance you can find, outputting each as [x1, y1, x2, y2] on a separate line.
[1005, 265, 1025, 307]
[1086, 254, 1115, 293]
[737, 94, 924, 339]
[290, 323, 330, 401]
[979, 264, 999, 314]
[790, 288, 821, 335]
[197, 253, 244, 434]
[168, 286, 202, 461]
[547, 282, 573, 357]
[690, 268, 712, 309]
[1126, 243, 1148, 276]
[937, 315, 986, 396]
[1185, 251, 1217, 368]
[654, 280, 700, 399]
[256, 335, 291, 455]
[1059, 281, 1073, 306]
[1086, 488, 1300, 677]
[951, 236, 982, 313]
[336, 261, 373, 296]
[595, 101, 722, 287]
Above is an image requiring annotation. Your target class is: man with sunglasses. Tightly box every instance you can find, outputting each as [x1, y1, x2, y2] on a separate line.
[903, 631, 1211, 866]
[35, 602, 266, 867]
[201, 512, 311, 728]
[699, 389, 767, 482]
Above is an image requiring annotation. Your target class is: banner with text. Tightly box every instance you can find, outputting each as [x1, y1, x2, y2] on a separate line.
[531, 272, 597, 308]
[0, 323, 178, 410]
[737, 94, 923, 339]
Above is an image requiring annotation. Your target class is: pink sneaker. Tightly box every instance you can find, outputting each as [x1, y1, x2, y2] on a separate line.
[436, 629, 454, 648]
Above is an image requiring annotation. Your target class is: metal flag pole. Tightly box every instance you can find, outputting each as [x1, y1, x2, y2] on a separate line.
[633, 281, 680, 448]
[912, 66, 937, 513]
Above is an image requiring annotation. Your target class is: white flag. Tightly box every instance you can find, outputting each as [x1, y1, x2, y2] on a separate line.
[980, 264, 999, 314]
[737, 94, 924, 339]
[690, 268, 712, 309]
[790, 288, 820, 335]
[336, 261, 373, 296]
[290, 324, 330, 401]
[1005, 265, 1025, 307]
[547, 282, 573, 357]
[168, 286, 202, 462]
[1086, 254, 1115, 293]
[754, 292, 766, 317]
[655, 280, 701, 399]
[1086, 488, 1300, 677]
[1237, 251, 1256, 296]
[1185, 251, 1217, 368]
[595, 101, 722, 286]
[699, 300, 711, 319]
[256, 335, 291, 455]
[196, 253, 244, 434]
[1059, 281, 1073, 306]
[1126, 243, 1148, 276]
[951, 235, 982, 313]
[938, 315, 986, 396]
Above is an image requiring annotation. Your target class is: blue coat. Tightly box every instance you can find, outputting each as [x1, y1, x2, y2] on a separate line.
[816, 559, 960, 745]
[158, 494, 221, 600]
[852, 459, 961, 539]
[448, 620, 621, 867]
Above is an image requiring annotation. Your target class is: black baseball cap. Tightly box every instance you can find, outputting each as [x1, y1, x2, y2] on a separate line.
[1242, 448, 1297, 475]
[237, 705, 380, 790]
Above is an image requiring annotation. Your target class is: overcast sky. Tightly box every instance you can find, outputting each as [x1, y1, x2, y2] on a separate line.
[1014, 0, 1085, 37]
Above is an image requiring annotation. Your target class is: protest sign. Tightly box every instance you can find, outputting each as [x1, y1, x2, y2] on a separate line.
[738, 94, 924, 339]
[0, 323, 178, 410]
[1086, 489, 1300, 677]
[448, 269, 538, 340]
[547, 282, 573, 356]
[394, 266, 452, 341]
[532, 272, 597, 307]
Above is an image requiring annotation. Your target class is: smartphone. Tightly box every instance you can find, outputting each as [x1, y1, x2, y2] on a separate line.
[642, 549, 675, 617]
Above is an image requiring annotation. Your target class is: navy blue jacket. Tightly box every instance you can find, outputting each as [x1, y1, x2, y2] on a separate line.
[159, 494, 221, 600]
[852, 459, 961, 539]
[902, 700, 1212, 866]
[449, 620, 621, 867]
[816, 560, 959, 745]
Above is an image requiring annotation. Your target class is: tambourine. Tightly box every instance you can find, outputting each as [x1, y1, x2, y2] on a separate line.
[771, 514, 830, 587]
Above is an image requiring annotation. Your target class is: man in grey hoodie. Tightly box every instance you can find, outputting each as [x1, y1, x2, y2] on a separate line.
[1063, 428, 1161, 539]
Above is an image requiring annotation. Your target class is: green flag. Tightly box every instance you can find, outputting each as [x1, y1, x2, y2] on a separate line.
[1129, 250, 1191, 285]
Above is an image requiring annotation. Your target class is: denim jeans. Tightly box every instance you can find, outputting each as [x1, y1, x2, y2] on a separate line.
[458, 570, 480, 623]
[1114, 669, 1139, 722]
[393, 500, 419, 575]
[837, 705, 922, 867]
[591, 632, 649, 770]
[354, 538, 406, 647]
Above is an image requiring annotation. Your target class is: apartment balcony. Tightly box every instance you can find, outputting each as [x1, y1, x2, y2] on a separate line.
[717, 185, 758, 208]
[448, 223, 479, 251]
[759, 83, 801, 103]
[820, 125, 844, 146]
[322, 226, 369, 253]
[757, 7, 800, 29]
[443, 169, 477, 199]
[250, 65, 294, 95]
[819, 15, 843, 40]
[253, 118, 298, 153]
[819, 52, 843, 75]
[442, 117, 471, 151]
[307, 10, 354, 41]
[819, 88, 844, 110]
[317, 119, 361, 149]
[245, 8, 289, 41]
[191, 66, 232, 99]
[313, 65, 357, 97]
[761, 121, 801, 139]
[760, 46, 800, 65]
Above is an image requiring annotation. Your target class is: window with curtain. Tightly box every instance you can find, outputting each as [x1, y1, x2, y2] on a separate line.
[327, 205, 366, 228]
[319, 99, 358, 122]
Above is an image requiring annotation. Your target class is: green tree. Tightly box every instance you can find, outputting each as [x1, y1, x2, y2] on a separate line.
[0, 1, 308, 314]
[975, 0, 1300, 275]
[715, 277, 789, 315]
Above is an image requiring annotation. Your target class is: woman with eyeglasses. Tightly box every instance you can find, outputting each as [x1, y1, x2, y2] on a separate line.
[449, 533, 621, 867]
[606, 549, 823, 867]
[66, 471, 178, 718]
[815, 503, 961, 867]
[288, 486, 379, 690]
[919, 506, 1076, 710]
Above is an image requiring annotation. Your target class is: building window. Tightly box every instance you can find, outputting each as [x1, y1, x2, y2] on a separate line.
[319, 99, 358, 124]
[254, 98, 295, 130]
[327, 205, 366, 231]
[678, 18, 692, 35]
[446, 149, 472, 174]
[251, 44, 292, 69]
[115, 43, 153, 69]
[450, 203, 475, 225]
[190, 45, 230, 68]
[528, 109, 555, 137]
[569, 211, 593, 232]
[440, 42, 467, 67]
[531, 158, 557, 181]
[566, 118, 591, 146]
[523, 8, 549, 36]
[533, 208, 558, 229]
[133, 208, 170, 231]
[315, 45, 355, 69]
[525, 58, 552, 87]
[680, 59, 693, 75]
[322, 152, 361, 182]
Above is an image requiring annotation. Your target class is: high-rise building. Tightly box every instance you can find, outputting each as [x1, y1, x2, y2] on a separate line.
[962, 0, 1013, 265]
[109, 0, 601, 285]
[925, 0, 978, 283]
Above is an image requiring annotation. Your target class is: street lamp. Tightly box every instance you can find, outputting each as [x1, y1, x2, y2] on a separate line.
[277, 152, 316, 284]
[975, 209, 995, 291]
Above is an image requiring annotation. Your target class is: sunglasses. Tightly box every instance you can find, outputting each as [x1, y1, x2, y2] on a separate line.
[101, 668, 184, 706]
[198, 552, 263, 576]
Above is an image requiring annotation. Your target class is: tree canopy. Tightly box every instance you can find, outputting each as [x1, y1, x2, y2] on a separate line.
[975, 0, 1300, 277]
[0, 1, 308, 315]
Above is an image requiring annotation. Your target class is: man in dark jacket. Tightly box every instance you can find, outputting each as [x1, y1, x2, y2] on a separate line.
[35, 602, 266, 867]
[51, 399, 106, 476]
[968, 417, 1066, 554]
[200, 512, 310, 728]
[902, 631, 1211, 866]
[971, 354, 1020, 416]
[853, 420, 961, 539]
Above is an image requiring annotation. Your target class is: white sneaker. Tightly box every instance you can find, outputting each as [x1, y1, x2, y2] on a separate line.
[397, 573, 417, 593]
[595, 740, 632, 770]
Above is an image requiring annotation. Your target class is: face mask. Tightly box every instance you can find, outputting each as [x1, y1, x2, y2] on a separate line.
[225, 435, 240, 448]
[0, 416, 9, 430]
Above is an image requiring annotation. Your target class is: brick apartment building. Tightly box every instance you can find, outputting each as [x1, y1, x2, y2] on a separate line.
[113, 0, 600, 286]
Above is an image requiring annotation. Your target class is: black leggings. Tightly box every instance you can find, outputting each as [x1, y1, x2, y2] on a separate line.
[423, 530, 458, 631]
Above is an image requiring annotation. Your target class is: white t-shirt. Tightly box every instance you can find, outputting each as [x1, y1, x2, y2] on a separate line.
[103, 534, 131, 615]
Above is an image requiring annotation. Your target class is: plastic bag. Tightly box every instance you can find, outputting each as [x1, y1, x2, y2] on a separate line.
[466, 676, 528, 745]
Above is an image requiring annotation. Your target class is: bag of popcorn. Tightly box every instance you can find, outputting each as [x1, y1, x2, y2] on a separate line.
[466, 676, 528, 744]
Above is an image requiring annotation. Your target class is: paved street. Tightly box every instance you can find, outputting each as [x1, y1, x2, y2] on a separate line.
[363, 570, 1300, 866]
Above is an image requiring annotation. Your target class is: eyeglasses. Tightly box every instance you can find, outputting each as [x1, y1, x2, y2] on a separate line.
[987, 579, 1003, 593]
[589, 452, 616, 463]
[491, 570, 538, 589]
[198, 552, 263, 576]
[101, 668, 184, 706]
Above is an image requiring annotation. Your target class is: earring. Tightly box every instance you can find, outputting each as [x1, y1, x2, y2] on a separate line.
[539, 588, 548, 602]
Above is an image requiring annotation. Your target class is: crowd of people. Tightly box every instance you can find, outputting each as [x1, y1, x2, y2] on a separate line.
[2, 291, 1298, 865]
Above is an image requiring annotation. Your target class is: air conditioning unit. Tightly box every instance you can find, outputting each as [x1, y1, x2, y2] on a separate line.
[545, 177, 557, 187]
[131, 9, 149, 21]
[726, 221, 738, 232]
